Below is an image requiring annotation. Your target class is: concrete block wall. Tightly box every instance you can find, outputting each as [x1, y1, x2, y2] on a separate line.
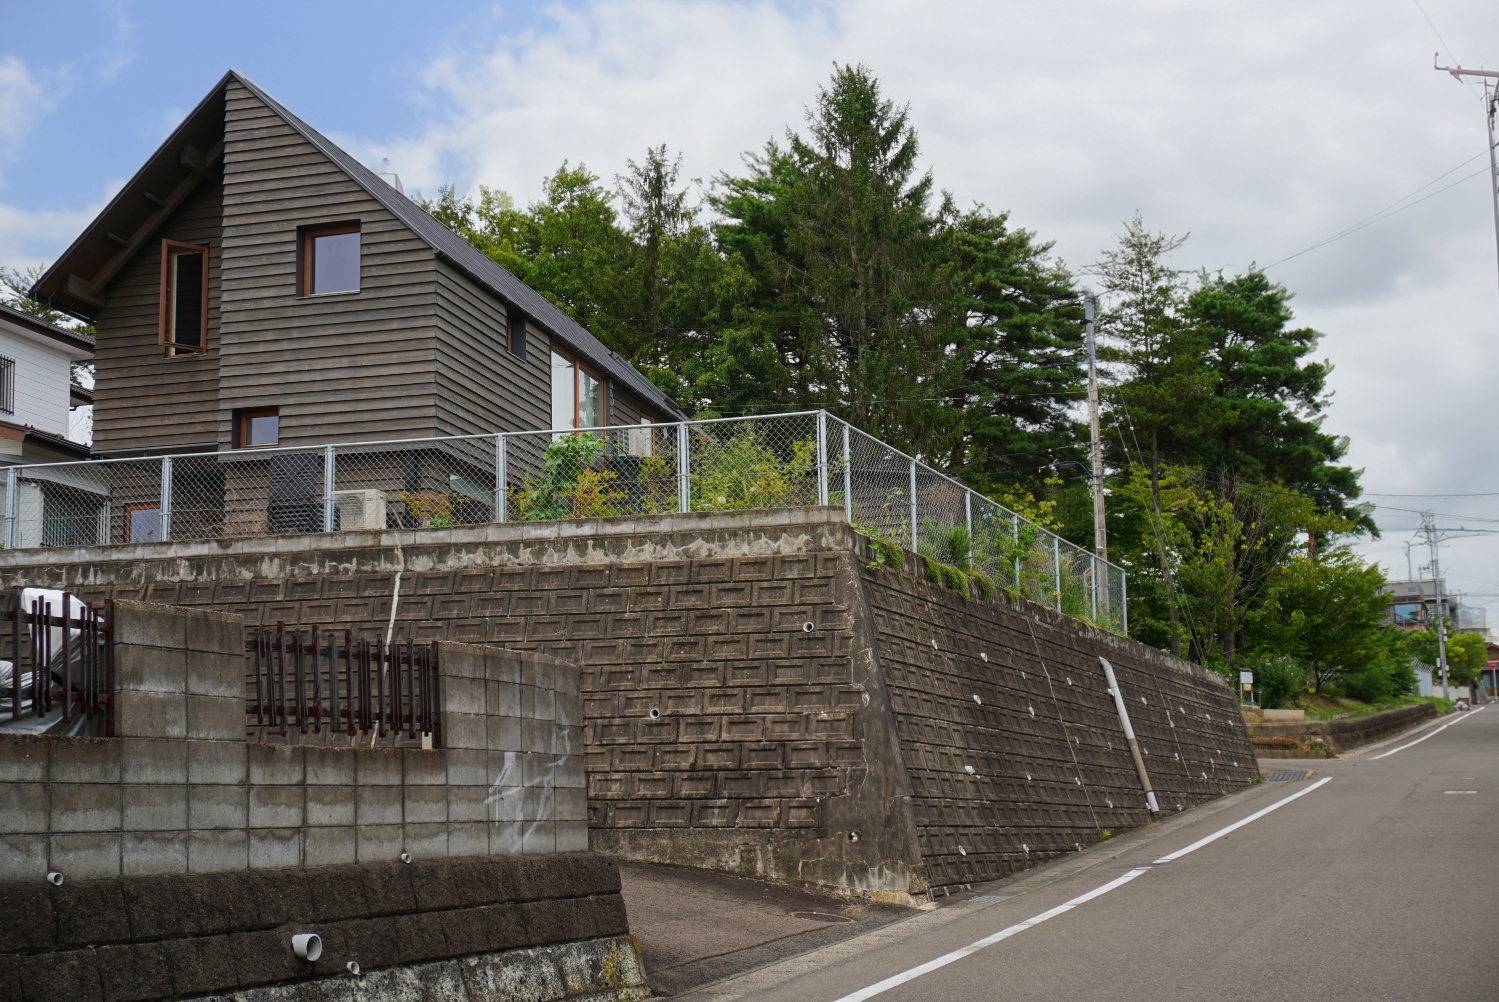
[0, 854, 645, 1002]
[862, 548, 1257, 891]
[0, 600, 586, 883]
[0, 507, 1256, 898]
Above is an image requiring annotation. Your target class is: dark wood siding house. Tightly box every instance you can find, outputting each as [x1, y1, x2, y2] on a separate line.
[30, 71, 685, 463]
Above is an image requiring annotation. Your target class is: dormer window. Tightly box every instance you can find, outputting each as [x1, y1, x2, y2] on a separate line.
[301, 224, 360, 295]
[159, 240, 208, 356]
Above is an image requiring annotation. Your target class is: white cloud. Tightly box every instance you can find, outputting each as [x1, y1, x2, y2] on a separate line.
[0, 56, 48, 167]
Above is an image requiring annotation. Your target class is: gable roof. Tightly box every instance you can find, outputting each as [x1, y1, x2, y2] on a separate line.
[32, 70, 685, 422]
[0, 301, 95, 359]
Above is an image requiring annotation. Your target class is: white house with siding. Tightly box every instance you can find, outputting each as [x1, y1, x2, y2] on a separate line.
[0, 301, 94, 465]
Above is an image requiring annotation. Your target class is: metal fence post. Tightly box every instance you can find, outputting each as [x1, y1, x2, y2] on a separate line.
[816, 411, 828, 507]
[160, 457, 173, 541]
[1052, 534, 1061, 611]
[494, 434, 507, 522]
[1120, 569, 1129, 635]
[909, 458, 918, 549]
[3, 466, 15, 549]
[964, 490, 972, 541]
[677, 422, 690, 513]
[323, 445, 336, 532]
[1013, 512, 1020, 587]
[1090, 553, 1097, 623]
[842, 421, 852, 524]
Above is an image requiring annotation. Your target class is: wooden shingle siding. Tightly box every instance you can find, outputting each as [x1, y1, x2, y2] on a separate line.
[432, 258, 549, 439]
[217, 80, 440, 448]
[92, 177, 223, 455]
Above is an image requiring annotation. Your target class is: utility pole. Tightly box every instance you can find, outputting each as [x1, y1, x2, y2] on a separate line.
[1085, 291, 1106, 562]
[1420, 510, 1450, 698]
[1435, 56, 1499, 307]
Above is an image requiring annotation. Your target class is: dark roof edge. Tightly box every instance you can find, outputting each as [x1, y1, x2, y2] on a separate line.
[225, 71, 687, 421]
[0, 302, 96, 355]
[28, 71, 237, 323]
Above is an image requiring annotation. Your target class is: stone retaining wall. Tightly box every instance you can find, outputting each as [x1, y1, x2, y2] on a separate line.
[1251, 701, 1438, 755]
[0, 506, 1258, 899]
[0, 853, 644, 1002]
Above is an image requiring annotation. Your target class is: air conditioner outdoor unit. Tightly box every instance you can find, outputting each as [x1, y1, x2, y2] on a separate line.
[332, 489, 388, 531]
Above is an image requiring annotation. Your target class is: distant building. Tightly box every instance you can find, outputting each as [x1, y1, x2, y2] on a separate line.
[1381, 578, 1490, 641]
[0, 302, 94, 466]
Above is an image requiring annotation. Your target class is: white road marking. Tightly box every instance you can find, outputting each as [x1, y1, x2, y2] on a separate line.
[826, 868, 1152, 1002]
[827, 778, 1333, 1002]
[1152, 777, 1332, 862]
[1368, 706, 1484, 760]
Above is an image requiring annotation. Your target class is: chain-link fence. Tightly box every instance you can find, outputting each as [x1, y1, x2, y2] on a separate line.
[0, 411, 1126, 633]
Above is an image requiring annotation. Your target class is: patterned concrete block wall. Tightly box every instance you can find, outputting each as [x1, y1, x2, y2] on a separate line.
[862, 547, 1257, 892]
[0, 601, 586, 882]
[0, 508, 1254, 898]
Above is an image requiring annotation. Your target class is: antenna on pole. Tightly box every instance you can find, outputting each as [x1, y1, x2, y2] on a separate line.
[1435, 55, 1499, 313]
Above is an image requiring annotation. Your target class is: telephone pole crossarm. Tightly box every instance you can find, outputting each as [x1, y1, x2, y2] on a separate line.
[1434, 55, 1499, 311]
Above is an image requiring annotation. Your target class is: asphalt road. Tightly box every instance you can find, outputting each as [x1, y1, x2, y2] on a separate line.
[679, 706, 1496, 1002]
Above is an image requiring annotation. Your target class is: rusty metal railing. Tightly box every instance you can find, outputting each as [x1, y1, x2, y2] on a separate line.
[1, 588, 112, 733]
[247, 626, 441, 746]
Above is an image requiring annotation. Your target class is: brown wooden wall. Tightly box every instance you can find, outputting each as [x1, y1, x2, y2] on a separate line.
[91, 77, 679, 460]
[432, 259, 547, 440]
[91, 177, 223, 455]
[217, 80, 441, 448]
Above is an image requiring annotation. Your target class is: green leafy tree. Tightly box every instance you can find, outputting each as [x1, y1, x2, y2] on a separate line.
[1405, 628, 1487, 688]
[1247, 547, 1393, 691]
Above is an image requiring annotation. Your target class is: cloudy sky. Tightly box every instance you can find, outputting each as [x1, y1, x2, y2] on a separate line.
[3, 0, 1498, 618]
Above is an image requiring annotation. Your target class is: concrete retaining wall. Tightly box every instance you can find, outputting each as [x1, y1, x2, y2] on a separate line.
[1251, 701, 1437, 754]
[0, 506, 1257, 899]
[0, 854, 645, 1002]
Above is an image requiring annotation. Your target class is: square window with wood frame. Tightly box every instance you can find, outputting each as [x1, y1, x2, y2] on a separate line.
[302, 224, 361, 295]
[159, 240, 209, 356]
[237, 408, 279, 448]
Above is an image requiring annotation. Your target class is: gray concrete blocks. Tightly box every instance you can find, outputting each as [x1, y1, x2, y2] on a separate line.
[0, 595, 603, 884]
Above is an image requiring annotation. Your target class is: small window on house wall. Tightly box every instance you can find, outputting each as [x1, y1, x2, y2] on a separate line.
[159, 240, 209, 356]
[506, 309, 527, 360]
[0, 356, 13, 414]
[302, 224, 361, 295]
[237, 408, 279, 448]
[550, 349, 605, 434]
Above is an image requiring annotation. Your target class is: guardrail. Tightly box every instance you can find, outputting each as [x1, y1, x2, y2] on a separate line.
[2, 410, 1126, 633]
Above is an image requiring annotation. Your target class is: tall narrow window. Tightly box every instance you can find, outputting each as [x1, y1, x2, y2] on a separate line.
[506, 309, 527, 359]
[302, 224, 361, 295]
[237, 408, 279, 448]
[159, 240, 209, 355]
[0, 356, 13, 414]
[549, 348, 606, 435]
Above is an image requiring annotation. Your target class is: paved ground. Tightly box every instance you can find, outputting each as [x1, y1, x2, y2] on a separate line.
[660, 705, 1495, 1001]
[618, 861, 912, 996]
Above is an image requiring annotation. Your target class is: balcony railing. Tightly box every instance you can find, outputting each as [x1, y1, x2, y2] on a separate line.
[1, 411, 1127, 633]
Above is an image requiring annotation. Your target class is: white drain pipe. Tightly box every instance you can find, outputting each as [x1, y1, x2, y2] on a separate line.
[1100, 657, 1159, 814]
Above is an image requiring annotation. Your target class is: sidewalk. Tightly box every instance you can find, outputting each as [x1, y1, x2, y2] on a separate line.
[618, 861, 914, 996]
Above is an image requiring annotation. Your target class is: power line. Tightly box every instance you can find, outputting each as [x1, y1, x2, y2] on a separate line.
[1261, 158, 1491, 271]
